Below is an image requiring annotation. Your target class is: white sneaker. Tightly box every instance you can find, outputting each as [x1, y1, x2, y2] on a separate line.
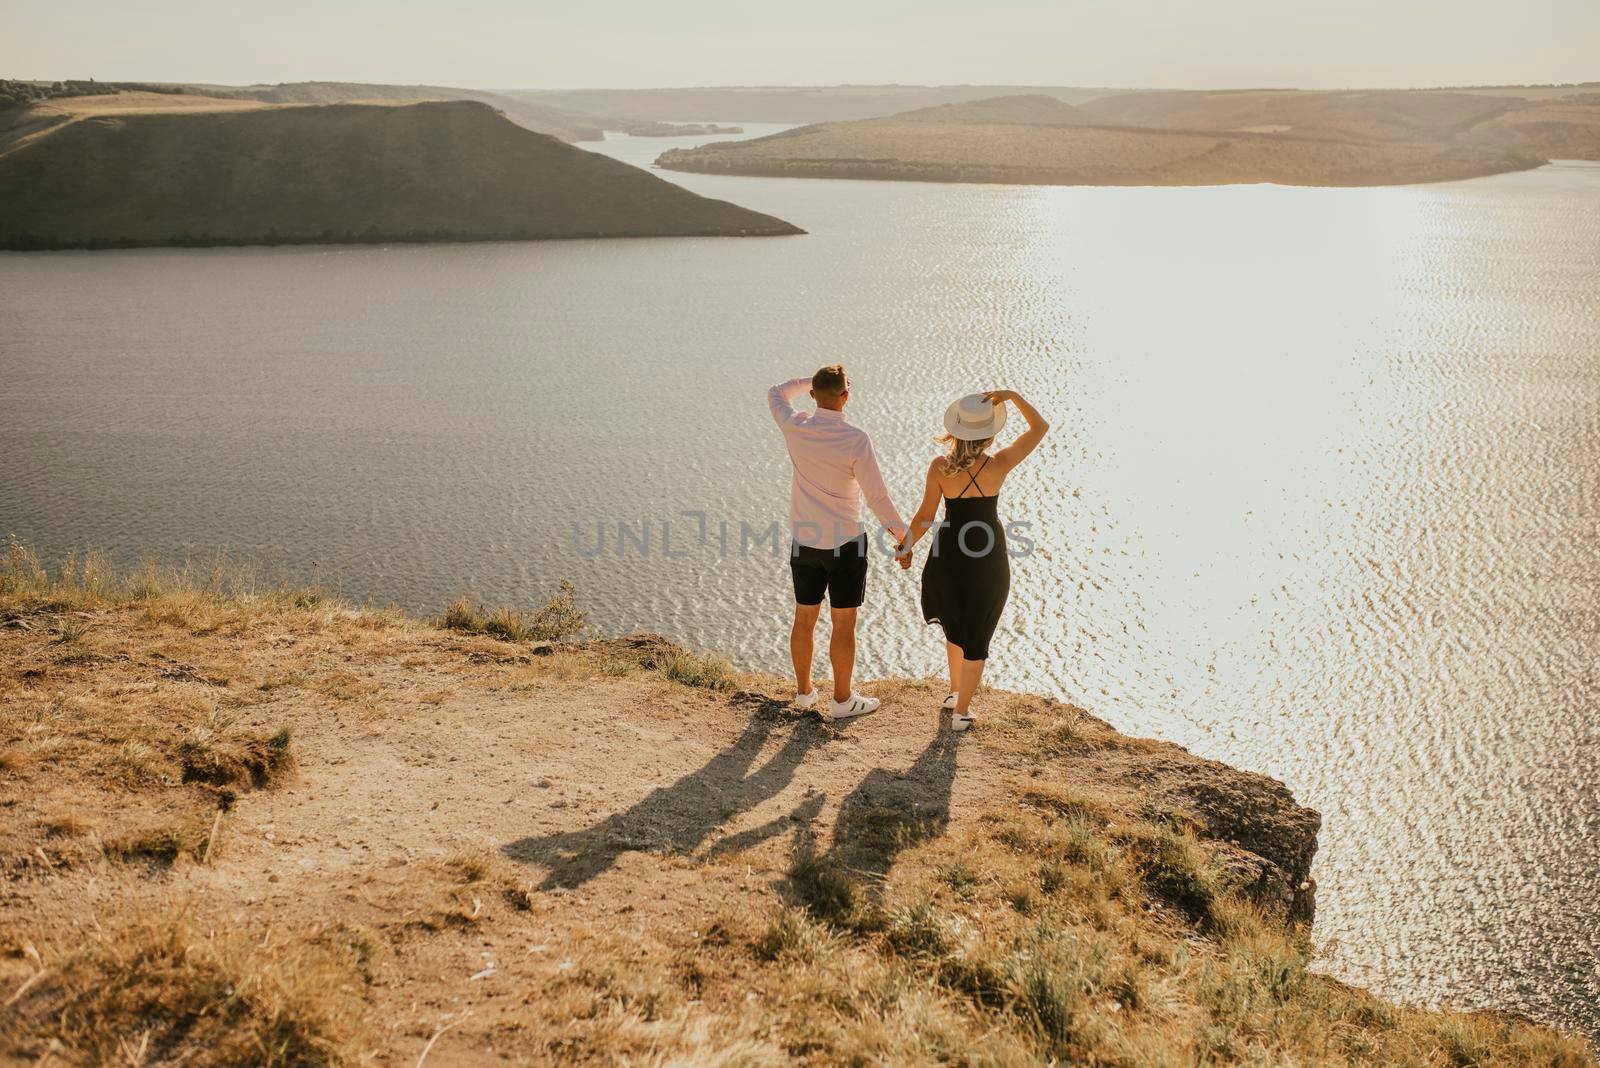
[828, 694, 879, 722]
[951, 711, 975, 733]
[941, 692, 958, 710]
[793, 690, 818, 711]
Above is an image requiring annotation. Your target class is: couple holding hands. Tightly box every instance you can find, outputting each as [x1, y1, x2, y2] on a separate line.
[768, 364, 1048, 732]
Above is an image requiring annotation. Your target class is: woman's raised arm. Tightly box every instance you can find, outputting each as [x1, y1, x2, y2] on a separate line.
[987, 389, 1049, 470]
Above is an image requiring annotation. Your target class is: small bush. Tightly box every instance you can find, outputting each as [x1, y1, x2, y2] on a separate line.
[1039, 860, 1067, 896]
[106, 813, 216, 866]
[180, 725, 295, 788]
[884, 900, 952, 959]
[1004, 880, 1039, 914]
[441, 849, 536, 911]
[657, 647, 735, 692]
[438, 580, 587, 643]
[755, 907, 827, 962]
[443, 850, 492, 883]
[1122, 824, 1219, 925]
[1020, 956, 1088, 1050]
[785, 842, 854, 923]
[1038, 707, 1088, 755]
[51, 619, 88, 644]
[937, 859, 982, 894]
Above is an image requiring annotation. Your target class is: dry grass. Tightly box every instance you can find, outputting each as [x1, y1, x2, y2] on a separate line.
[505, 789, 1593, 1068]
[442, 847, 539, 912]
[0, 543, 314, 871]
[3, 912, 367, 1066]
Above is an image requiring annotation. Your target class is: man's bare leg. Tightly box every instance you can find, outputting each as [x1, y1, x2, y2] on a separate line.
[828, 606, 858, 703]
[791, 602, 822, 696]
[946, 641, 963, 696]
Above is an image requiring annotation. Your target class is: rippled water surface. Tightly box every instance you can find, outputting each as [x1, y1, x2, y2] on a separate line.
[2, 127, 1597, 1037]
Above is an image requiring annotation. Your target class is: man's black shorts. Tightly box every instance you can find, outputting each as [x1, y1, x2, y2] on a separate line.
[790, 534, 868, 609]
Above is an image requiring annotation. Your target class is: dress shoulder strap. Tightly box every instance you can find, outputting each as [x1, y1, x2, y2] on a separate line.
[961, 456, 990, 497]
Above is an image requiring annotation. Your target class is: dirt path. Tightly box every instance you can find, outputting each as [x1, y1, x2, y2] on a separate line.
[215, 655, 1029, 1060]
[1, 604, 1040, 1062]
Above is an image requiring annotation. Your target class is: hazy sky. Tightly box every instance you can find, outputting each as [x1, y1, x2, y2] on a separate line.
[4, 0, 1597, 91]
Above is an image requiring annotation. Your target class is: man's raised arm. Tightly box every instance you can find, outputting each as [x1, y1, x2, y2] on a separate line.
[768, 377, 811, 427]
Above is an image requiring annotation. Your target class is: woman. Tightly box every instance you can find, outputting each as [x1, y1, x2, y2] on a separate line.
[896, 389, 1049, 731]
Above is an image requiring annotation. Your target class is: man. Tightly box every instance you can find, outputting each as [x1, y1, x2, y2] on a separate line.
[768, 364, 905, 723]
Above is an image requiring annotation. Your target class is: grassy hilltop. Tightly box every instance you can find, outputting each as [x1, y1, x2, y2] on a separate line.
[658, 93, 1549, 188]
[177, 80, 611, 143]
[176, 81, 743, 142]
[0, 94, 800, 251]
[0, 546, 1592, 1066]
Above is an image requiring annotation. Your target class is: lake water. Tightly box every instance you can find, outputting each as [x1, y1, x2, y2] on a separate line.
[2, 125, 1597, 1039]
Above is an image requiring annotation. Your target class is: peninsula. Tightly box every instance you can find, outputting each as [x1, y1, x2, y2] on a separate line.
[656, 93, 1550, 187]
[0, 548, 1590, 1065]
[0, 93, 801, 251]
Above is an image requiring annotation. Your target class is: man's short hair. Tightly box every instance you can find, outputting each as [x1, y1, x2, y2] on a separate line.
[812, 364, 848, 396]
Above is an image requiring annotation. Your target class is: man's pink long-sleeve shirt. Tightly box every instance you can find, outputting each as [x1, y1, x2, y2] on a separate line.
[768, 378, 905, 550]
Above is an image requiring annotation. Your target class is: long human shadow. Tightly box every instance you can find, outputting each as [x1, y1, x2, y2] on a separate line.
[817, 726, 961, 888]
[502, 701, 829, 889]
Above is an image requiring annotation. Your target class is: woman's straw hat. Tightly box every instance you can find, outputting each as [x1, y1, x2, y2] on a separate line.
[943, 393, 1007, 441]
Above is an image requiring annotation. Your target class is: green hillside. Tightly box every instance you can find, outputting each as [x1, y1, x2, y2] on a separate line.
[0, 99, 802, 250]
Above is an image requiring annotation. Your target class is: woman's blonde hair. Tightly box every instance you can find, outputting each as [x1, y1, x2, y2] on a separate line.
[938, 434, 993, 475]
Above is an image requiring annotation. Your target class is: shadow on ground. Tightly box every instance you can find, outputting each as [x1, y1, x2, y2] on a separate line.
[502, 698, 830, 889]
[823, 725, 959, 882]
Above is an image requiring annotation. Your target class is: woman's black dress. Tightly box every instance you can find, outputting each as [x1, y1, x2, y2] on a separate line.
[920, 458, 1010, 660]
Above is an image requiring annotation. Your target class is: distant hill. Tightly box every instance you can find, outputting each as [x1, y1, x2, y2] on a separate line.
[1079, 87, 1600, 159]
[657, 93, 1546, 188]
[510, 84, 1140, 124]
[890, 94, 1090, 126]
[1463, 96, 1600, 158]
[0, 97, 802, 251]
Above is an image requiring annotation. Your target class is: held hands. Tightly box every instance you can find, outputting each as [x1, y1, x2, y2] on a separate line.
[895, 540, 913, 570]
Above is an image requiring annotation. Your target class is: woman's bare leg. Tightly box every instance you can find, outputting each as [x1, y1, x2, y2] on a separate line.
[953, 657, 986, 717]
[945, 641, 963, 695]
